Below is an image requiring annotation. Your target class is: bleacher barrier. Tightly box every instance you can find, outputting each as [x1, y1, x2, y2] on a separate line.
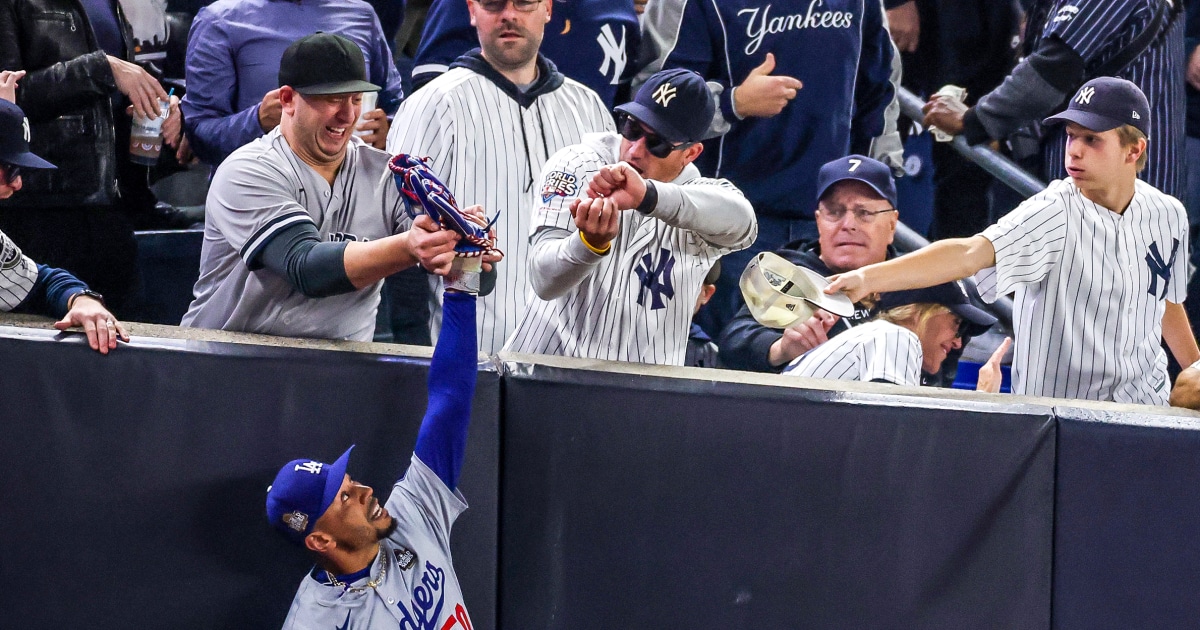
[2, 317, 1198, 628]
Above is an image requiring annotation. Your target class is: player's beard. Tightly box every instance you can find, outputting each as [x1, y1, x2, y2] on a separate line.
[376, 516, 398, 541]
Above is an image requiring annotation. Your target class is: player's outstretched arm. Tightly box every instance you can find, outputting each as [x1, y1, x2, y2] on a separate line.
[413, 291, 478, 491]
[826, 235, 996, 303]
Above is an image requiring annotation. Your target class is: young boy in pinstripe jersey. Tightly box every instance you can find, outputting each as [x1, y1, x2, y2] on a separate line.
[828, 77, 1199, 406]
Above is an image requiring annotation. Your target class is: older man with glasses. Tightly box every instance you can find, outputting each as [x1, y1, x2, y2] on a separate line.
[719, 154, 900, 372]
[503, 68, 757, 365]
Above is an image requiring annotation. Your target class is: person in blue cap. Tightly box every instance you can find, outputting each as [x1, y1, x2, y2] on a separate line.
[0, 98, 128, 353]
[266, 278, 480, 628]
[503, 68, 757, 366]
[829, 77, 1199, 406]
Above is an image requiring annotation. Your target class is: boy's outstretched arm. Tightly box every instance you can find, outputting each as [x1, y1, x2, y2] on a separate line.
[826, 235, 996, 303]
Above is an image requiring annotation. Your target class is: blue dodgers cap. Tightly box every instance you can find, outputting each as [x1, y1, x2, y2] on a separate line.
[0, 100, 55, 169]
[878, 280, 997, 337]
[1043, 77, 1150, 136]
[614, 68, 714, 144]
[266, 445, 354, 545]
[815, 154, 896, 207]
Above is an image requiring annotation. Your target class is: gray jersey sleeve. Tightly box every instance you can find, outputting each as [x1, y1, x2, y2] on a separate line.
[387, 454, 468, 547]
[649, 176, 757, 250]
[206, 151, 317, 268]
[0, 230, 38, 311]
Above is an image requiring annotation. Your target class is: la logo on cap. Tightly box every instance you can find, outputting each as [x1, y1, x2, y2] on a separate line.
[1075, 86, 1095, 105]
[653, 82, 677, 107]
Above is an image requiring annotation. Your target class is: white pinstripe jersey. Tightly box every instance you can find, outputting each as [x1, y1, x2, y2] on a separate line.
[182, 129, 411, 340]
[387, 65, 614, 353]
[0, 230, 38, 311]
[781, 320, 922, 386]
[975, 178, 1188, 405]
[503, 133, 757, 365]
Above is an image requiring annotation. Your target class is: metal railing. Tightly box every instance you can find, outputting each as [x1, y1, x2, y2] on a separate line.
[887, 86, 1049, 329]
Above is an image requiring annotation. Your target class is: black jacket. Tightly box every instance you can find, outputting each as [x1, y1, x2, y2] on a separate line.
[718, 240, 894, 373]
[0, 0, 132, 207]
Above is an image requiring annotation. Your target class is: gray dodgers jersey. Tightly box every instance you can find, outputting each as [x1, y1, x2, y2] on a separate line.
[504, 132, 756, 365]
[282, 456, 471, 630]
[182, 129, 411, 340]
[0, 230, 38, 311]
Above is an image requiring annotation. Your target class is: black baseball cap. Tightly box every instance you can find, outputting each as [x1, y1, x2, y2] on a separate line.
[816, 154, 896, 206]
[0, 100, 55, 169]
[1043, 76, 1150, 136]
[615, 68, 714, 144]
[278, 33, 381, 95]
[878, 280, 996, 337]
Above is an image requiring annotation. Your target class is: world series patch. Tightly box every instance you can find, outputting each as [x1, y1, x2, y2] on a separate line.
[393, 546, 417, 570]
[541, 171, 578, 203]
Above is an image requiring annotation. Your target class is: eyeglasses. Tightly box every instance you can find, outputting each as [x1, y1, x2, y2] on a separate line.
[618, 113, 694, 159]
[817, 203, 897, 223]
[1, 163, 20, 186]
[956, 316, 970, 340]
[474, 0, 541, 12]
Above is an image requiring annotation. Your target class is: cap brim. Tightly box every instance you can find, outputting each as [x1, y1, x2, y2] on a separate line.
[614, 102, 691, 144]
[950, 303, 997, 337]
[4, 151, 56, 170]
[318, 445, 355, 518]
[818, 175, 893, 206]
[294, 81, 382, 95]
[1042, 110, 1122, 133]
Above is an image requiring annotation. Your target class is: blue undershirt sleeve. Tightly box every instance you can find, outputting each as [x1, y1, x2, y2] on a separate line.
[14, 264, 88, 318]
[254, 222, 356, 298]
[414, 291, 478, 490]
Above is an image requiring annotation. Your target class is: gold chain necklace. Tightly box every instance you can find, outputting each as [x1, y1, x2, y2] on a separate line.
[326, 547, 388, 593]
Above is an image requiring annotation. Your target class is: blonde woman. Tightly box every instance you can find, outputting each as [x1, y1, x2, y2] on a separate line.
[783, 280, 998, 390]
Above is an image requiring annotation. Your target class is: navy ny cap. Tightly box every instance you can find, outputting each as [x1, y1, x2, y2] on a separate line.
[816, 154, 896, 207]
[615, 68, 714, 144]
[0, 100, 55, 169]
[1043, 77, 1150, 136]
[878, 280, 996, 337]
[266, 445, 354, 545]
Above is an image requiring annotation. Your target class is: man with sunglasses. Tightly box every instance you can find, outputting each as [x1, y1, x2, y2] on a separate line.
[504, 68, 756, 365]
[0, 99, 129, 354]
[719, 155, 900, 373]
[389, 0, 614, 354]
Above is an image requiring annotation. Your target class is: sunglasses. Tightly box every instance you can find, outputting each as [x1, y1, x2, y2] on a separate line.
[1, 163, 20, 186]
[474, 0, 541, 12]
[617, 113, 694, 159]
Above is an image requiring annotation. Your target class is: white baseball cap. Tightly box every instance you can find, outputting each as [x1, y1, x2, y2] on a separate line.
[739, 252, 855, 329]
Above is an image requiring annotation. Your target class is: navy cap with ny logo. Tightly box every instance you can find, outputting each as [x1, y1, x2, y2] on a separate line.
[0, 99, 56, 169]
[614, 68, 715, 144]
[1043, 76, 1150, 136]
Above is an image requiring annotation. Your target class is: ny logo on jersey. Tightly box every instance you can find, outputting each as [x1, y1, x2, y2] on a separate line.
[1054, 5, 1079, 23]
[634, 248, 676, 310]
[1075, 86, 1095, 105]
[596, 23, 626, 86]
[1145, 238, 1180, 299]
[294, 461, 323, 475]
[653, 83, 678, 108]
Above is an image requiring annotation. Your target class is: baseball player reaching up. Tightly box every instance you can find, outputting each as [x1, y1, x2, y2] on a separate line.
[827, 77, 1199, 405]
[267, 237, 483, 628]
[503, 68, 757, 365]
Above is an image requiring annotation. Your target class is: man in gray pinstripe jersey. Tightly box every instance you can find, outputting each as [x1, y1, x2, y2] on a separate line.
[830, 78, 1199, 405]
[504, 69, 756, 365]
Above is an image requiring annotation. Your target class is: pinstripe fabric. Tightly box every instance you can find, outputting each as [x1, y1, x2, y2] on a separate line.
[0, 230, 38, 311]
[1037, 0, 1185, 197]
[183, 130, 412, 341]
[782, 320, 922, 386]
[387, 67, 614, 353]
[503, 133, 756, 365]
[976, 179, 1188, 405]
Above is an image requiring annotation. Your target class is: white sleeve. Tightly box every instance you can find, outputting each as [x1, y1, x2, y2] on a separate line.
[206, 154, 316, 268]
[1167, 197, 1189, 304]
[0, 230, 38, 311]
[526, 145, 611, 299]
[651, 176, 757, 251]
[859, 326, 922, 386]
[975, 193, 1067, 303]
